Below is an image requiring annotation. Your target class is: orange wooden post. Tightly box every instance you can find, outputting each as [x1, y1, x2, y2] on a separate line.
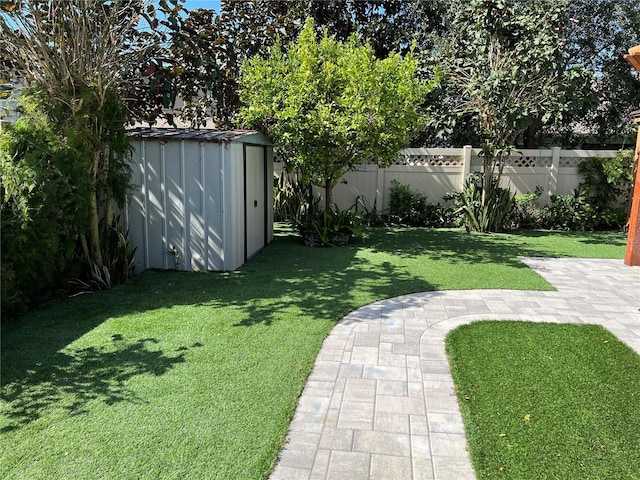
[625, 117, 640, 266]
[624, 47, 640, 266]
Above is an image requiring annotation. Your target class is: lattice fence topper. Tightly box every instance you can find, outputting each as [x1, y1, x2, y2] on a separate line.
[274, 150, 587, 169]
[507, 156, 553, 167]
[559, 157, 585, 168]
[471, 155, 552, 167]
[273, 148, 287, 164]
[394, 153, 463, 166]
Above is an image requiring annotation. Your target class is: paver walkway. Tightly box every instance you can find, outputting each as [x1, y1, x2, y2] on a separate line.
[269, 257, 640, 480]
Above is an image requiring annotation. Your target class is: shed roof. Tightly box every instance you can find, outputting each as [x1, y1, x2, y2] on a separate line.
[128, 127, 268, 143]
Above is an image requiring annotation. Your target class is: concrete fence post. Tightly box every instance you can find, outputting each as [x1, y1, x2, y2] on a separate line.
[462, 145, 473, 189]
[375, 164, 385, 212]
[548, 146, 561, 202]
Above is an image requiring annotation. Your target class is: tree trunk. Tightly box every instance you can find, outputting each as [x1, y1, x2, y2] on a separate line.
[105, 148, 114, 228]
[324, 179, 334, 211]
[88, 188, 104, 268]
[523, 116, 543, 148]
[80, 234, 90, 262]
[88, 150, 104, 268]
[481, 145, 494, 208]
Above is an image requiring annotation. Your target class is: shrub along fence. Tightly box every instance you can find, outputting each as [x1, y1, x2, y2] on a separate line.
[275, 146, 621, 212]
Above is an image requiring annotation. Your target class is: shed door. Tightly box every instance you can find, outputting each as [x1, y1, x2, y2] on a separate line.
[244, 144, 267, 260]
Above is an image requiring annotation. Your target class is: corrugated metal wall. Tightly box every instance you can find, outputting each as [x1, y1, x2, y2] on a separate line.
[127, 132, 273, 273]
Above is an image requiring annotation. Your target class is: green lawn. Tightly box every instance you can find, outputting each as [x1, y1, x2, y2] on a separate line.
[0, 227, 627, 479]
[446, 321, 640, 479]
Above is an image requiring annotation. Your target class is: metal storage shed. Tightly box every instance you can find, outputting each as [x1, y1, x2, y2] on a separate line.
[126, 128, 274, 272]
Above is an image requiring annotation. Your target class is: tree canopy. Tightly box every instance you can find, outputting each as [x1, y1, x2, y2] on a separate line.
[424, 0, 598, 230]
[425, 0, 597, 146]
[422, 0, 640, 148]
[151, 0, 445, 129]
[562, 0, 640, 144]
[238, 18, 432, 210]
[145, 0, 640, 146]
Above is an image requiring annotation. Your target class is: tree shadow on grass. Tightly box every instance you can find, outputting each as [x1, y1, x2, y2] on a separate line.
[1, 334, 190, 433]
[231, 251, 434, 327]
[4, 227, 591, 335]
[226, 226, 597, 327]
[2, 226, 623, 411]
[216, 229, 438, 327]
[7, 226, 586, 436]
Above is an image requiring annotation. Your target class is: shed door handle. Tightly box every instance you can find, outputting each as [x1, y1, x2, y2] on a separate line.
[254, 200, 258, 208]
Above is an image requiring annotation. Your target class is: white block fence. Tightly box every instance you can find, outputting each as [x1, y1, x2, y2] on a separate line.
[275, 146, 620, 212]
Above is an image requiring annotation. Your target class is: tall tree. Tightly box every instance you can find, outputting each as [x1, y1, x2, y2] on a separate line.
[420, 0, 640, 148]
[157, 0, 308, 128]
[429, 0, 596, 229]
[0, 0, 162, 274]
[160, 0, 446, 128]
[238, 18, 432, 210]
[560, 0, 640, 145]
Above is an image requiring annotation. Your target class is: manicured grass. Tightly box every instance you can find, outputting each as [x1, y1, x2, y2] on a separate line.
[446, 321, 640, 479]
[0, 227, 627, 479]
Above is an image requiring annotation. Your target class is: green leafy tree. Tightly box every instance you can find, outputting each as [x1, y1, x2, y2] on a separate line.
[308, 0, 445, 60]
[429, 0, 596, 230]
[0, 0, 161, 276]
[155, 0, 307, 128]
[560, 0, 640, 144]
[239, 18, 432, 210]
[159, 0, 446, 129]
[0, 0, 173, 314]
[420, 0, 640, 148]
